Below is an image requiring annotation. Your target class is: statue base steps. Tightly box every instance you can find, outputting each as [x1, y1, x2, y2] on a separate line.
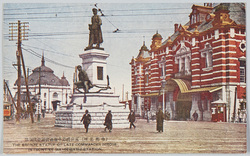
[55, 92, 130, 128]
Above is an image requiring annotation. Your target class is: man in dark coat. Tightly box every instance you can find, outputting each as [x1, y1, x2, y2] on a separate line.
[128, 110, 136, 129]
[104, 110, 112, 132]
[156, 108, 164, 132]
[80, 110, 91, 133]
[192, 110, 198, 121]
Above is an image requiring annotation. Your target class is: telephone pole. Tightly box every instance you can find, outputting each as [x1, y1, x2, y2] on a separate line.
[9, 20, 34, 123]
[37, 67, 41, 122]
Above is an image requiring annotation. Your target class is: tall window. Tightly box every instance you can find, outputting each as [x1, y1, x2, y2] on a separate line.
[97, 66, 103, 80]
[145, 68, 149, 85]
[135, 75, 138, 84]
[239, 59, 246, 83]
[240, 68, 245, 83]
[181, 58, 185, 72]
[134, 96, 137, 104]
[201, 43, 213, 69]
[145, 74, 149, 85]
[174, 41, 191, 74]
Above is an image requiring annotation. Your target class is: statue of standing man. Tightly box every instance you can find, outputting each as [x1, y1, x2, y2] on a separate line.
[87, 8, 103, 50]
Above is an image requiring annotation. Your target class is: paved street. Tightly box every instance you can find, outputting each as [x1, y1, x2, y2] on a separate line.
[3, 114, 247, 154]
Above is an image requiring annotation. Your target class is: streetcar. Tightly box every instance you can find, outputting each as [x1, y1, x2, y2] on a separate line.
[3, 102, 14, 121]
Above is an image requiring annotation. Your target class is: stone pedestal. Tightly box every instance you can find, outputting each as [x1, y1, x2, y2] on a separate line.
[55, 92, 130, 128]
[55, 48, 130, 128]
[79, 49, 109, 87]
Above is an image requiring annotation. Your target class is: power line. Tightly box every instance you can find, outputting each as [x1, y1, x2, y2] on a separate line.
[3, 5, 191, 13]
[21, 44, 77, 58]
[3, 56, 15, 62]
[3, 4, 93, 11]
[3, 11, 193, 20]
[31, 38, 80, 58]
[22, 47, 75, 69]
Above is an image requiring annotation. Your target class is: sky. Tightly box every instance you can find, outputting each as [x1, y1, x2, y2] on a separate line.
[1, 1, 198, 101]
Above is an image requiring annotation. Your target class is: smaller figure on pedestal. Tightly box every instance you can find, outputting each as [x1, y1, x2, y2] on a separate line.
[86, 8, 103, 50]
[75, 65, 93, 93]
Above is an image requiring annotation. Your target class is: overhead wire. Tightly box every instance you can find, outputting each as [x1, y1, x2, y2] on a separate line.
[21, 47, 75, 69]
[21, 44, 77, 58]
[3, 4, 93, 11]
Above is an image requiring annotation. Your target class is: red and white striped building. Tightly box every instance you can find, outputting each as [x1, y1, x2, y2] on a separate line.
[130, 3, 246, 122]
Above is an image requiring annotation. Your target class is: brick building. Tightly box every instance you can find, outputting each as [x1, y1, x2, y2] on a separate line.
[130, 3, 246, 122]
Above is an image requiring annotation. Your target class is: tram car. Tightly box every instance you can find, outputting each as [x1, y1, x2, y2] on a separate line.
[3, 102, 14, 120]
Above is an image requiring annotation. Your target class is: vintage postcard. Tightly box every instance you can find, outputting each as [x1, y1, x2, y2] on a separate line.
[1, 0, 248, 154]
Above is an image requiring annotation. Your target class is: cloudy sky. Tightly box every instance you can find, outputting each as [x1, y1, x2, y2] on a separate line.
[2, 0, 246, 101]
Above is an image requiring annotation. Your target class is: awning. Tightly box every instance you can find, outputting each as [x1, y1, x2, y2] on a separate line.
[171, 79, 191, 93]
[161, 78, 191, 93]
[211, 99, 227, 104]
[183, 86, 222, 93]
[211, 99, 227, 106]
[141, 92, 159, 97]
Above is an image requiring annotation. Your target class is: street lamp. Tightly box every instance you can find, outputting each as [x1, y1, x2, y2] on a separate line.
[162, 79, 166, 115]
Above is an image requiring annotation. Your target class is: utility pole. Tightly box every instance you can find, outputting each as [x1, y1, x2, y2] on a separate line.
[233, 87, 237, 122]
[9, 20, 34, 123]
[122, 84, 124, 101]
[37, 67, 41, 122]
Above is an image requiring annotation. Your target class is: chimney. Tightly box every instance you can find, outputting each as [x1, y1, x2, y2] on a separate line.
[174, 24, 179, 33]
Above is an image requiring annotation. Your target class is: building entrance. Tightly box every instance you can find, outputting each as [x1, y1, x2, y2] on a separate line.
[176, 101, 192, 120]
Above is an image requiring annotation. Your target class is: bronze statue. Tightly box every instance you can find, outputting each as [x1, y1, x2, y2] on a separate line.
[87, 8, 103, 50]
[74, 65, 111, 94]
[75, 65, 93, 93]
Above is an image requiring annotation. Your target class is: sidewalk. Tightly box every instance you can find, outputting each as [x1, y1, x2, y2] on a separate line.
[3, 115, 247, 154]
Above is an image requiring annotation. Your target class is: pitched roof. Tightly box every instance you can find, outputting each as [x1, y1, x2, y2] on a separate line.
[162, 3, 245, 46]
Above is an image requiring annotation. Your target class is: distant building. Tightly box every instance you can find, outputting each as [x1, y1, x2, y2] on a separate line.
[130, 3, 246, 122]
[14, 54, 71, 113]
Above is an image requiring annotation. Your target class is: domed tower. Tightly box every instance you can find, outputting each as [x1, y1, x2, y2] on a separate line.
[150, 31, 163, 51]
[136, 41, 150, 60]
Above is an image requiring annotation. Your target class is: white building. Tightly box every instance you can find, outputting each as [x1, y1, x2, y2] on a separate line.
[14, 55, 71, 113]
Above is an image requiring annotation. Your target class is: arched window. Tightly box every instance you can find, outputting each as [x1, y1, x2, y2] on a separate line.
[53, 92, 58, 99]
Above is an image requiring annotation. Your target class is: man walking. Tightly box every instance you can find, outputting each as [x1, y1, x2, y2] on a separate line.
[104, 110, 112, 132]
[128, 110, 136, 129]
[80, 110, 91, 133]
[192, 110, 198, 121]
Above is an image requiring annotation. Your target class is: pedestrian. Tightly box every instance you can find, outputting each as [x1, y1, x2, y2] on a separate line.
[80, 110, 91, 133]
[156, 108, 164, 132]
[104, 110, 112, 132]
[192, 110, 198, 121]
[128, 110, 136, 129]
